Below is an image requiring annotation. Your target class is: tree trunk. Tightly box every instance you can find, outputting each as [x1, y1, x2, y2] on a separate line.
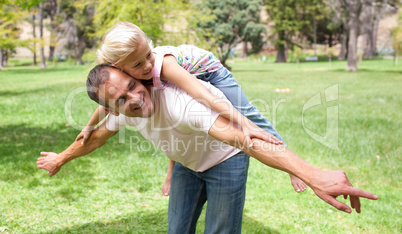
[218, 44, 232, 70]
[338, 26, 348, 60]
[328, 34, 333, 48]
[76, 55, 84, 65]
[364, 31, 373, 59]
[3, 51, 8, 66]
[49, 46, 55, 62]
[48, 0, 58, 61]
[372, 17, 380, 56]
[275, 44, 286, 63]
[39, 3, 46, 68]
[347, 21, 358, 71]
[32, 14, 37, 65]
[362, 1, 374, 59]
[346, 1, 362, 71]
[242, 41, 248, 58]
[76, 41, 86, 65]
[0, 49, 4, 69]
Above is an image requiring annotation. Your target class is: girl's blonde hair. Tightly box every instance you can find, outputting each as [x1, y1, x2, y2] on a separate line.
[96, 22, 153, 65]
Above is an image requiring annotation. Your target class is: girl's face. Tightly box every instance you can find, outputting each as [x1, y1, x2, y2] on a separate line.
[118, 37, 155, 80]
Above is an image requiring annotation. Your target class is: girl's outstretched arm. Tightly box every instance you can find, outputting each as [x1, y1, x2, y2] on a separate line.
[160, 55, 282, 148]
[75, 106, 108, 144]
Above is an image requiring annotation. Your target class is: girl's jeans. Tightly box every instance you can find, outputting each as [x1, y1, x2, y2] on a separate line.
[198, 66, 285, 143]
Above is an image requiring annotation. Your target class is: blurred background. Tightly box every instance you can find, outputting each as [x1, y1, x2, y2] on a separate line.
[0, 1, 401, 233]
[1, 0, 401, 71]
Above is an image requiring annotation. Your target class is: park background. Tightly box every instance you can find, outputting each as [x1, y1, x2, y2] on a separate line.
[0, 0, 401, 233]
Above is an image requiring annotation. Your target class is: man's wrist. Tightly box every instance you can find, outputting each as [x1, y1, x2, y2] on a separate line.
[298, 167, 322, 189]
[56, 153, 68, 167]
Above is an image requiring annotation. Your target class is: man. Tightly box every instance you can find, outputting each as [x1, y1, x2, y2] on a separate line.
[37, 64, 378, 233]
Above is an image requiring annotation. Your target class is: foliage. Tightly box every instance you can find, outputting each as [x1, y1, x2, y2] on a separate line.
[196, 0, 266, 68]
[244, 22, 267, 54]
[310, 8, 342, 47]
[7, 0, 42, 10]
[291, 45, 301, 63]
[265, 0, 324, 62]
[92, 0, 188, 46]
[18, 38, 45, 53]
[0, 4, 24, 61]
[391, 10, 402, 64]
[391, 11, 402, 50]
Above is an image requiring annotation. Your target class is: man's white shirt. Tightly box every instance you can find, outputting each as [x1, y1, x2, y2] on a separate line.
[106, 80, 240, 172]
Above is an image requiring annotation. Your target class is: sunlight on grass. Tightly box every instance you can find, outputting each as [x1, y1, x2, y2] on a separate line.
[0, 59, 400, 233]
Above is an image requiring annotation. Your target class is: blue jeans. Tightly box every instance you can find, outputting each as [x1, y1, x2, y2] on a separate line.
[168, 152, 249, 234]
[197, 67, 285, 144]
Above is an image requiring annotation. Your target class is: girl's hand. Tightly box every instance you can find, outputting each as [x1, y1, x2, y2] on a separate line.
[161, 177, 171, 196]
[75, 127, 95, 145]
[242, 120, 283, 147]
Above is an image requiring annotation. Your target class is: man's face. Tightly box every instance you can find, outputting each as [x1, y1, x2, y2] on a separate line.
[98, 68, 154, 118]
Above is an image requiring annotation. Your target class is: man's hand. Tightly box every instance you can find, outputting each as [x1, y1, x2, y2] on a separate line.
[37, 152, 62, 177]
[310, 170, 378, 213]
[37, 122, 117, 177]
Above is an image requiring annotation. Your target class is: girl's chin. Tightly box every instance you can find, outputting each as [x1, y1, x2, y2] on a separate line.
[143, 71, 153, 79]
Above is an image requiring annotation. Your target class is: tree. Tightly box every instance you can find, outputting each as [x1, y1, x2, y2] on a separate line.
[391, 9, 402, 64]
[306, 7, 343, 48]
[0, 4, 23, 69]
[31, 12, 37, 65]
[265, 0, 323, 63]
[17, 0, 47, 67]
[55, 1, 96, 64]
[46, 0, 58, 61]
[243, 22, 267, 55]
[360, 0, 399, 59]
[328, 0, 399, 70]
[196, 0, 266, 68]
[39, 2, 46, 68]
[342, 0, 362, 71]
[93, 0, 187, 46]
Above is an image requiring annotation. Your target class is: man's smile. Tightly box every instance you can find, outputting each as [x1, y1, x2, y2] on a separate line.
[133, 97, 144, 110]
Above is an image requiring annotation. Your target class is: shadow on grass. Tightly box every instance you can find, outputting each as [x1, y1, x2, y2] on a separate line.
[331, 68, 402, 74]
[0, 87, 51, 97]
[0, 124, 95, 193]
[43, 210, 278, 233]
[0, 124, 80, 165]
[234, 69, 273, 73]
[0, 123, 148, 201]
[2, 66, 87, 75]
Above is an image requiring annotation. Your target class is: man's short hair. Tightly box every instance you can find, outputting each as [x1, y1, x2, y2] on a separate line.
[86, 64, 113, 107]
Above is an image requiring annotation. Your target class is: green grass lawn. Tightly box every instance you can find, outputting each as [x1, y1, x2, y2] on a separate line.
[0, 59, 401, 233]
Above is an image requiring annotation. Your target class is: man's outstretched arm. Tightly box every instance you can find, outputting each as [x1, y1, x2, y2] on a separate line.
[37, 121, 118, 176]
[208, 116, 378, 213]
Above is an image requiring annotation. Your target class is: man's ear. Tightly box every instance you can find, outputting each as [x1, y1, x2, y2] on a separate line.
[105, 107, 119, 116]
